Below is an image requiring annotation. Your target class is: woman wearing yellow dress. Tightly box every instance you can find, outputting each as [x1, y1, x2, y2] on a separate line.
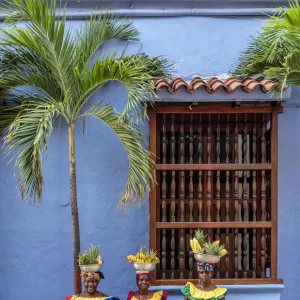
[66, 245, 119, 300]
[181, 262, 227, 300]
[66, 271, 120, 300]
[127, 272, 168, 300]
[183, 231, 228, 300]
[127, 246, 168, 300]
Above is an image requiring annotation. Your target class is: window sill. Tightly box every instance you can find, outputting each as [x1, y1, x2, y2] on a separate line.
[151, 284, 284, 300]
[152, 278, 283, 285]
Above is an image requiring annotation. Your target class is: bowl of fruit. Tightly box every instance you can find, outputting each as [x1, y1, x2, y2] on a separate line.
[78, 245, 104, 272]
[190, 230, 228, 264]
[127, 246, 160, 272]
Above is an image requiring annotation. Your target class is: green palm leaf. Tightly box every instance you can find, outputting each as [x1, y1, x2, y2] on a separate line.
[4, 99, 60, 201]
[0, 104, 22, 134]
[0, 0, 172, 202]
[232, 0, 300, 92]
[73, 53, 173, 121]
[75, 11, 139, 70]
[77, 103, 154, 208]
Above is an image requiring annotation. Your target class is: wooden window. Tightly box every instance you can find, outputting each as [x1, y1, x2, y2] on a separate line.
[149, 103, 283, 285]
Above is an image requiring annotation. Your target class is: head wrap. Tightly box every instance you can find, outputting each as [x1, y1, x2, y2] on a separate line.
[81, 272, 101, 282]
[197, 262, 215, 272]
[136, 271, 150, 280]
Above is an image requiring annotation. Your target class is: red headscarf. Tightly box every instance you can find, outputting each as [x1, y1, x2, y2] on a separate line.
[136, 272, 150, 280]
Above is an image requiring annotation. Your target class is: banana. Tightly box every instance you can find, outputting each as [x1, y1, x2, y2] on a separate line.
[195, 239, 202, 253]
[190, 239, 194, 251]
[127, 255, 137, 262]
[220, 249, 228, 257]
[190, 238, 201, 253]
[129, 247, 160, 264]
[96, 255, 103, 264]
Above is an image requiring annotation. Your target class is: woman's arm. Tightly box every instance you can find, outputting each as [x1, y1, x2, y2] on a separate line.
[161, 291, 168, 300]
[127, 290, 135, 300]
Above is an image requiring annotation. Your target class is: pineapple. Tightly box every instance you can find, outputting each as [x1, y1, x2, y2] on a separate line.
[194, 229, 206, 247]
[190, 230, 228, 257]
[149, 249, 160, 263]
[140, 246, 147, 254]
[203, 242, 225, 256]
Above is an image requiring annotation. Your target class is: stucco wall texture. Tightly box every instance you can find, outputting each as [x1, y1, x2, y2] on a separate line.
[0, 16, 299, 300]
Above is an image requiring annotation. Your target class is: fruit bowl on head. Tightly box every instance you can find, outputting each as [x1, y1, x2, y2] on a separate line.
[194, 253, 221, 264]
[79, 264, 102, 272]
[132, 262, 157, 272]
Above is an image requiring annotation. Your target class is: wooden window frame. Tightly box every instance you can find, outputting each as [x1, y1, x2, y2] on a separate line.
[149, 102, 283, 286]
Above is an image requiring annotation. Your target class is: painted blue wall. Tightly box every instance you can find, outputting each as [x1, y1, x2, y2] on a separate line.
[0, 13, 299, 300]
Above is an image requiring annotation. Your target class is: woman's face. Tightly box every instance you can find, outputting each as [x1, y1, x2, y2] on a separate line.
[137, 274, 150, 292]
[198, 268, 213, 284]
[84, 278, 99, 294]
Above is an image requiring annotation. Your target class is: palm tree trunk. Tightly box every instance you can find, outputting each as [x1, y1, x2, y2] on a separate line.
[68, 123, 82, 294]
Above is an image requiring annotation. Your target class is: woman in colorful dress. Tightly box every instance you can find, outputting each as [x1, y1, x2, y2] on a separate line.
[65, 271, 119, 300]
[127, 271, 168, 300]
[127, 246, 168, 300]
[181, 262, 227, 300]
[182, 230, 228, 300]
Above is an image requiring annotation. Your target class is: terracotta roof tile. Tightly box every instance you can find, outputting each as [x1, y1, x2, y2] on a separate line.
[154, 76, 279, 95]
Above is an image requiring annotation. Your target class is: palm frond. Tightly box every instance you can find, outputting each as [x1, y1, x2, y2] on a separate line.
[0, 92, 52, 134]
[3, 0, 70, 58]
[0, 52, 63, 100]
[73, 54, 173, 121]
[4, 99, 60, 201]
[117, 53, 174, 121]
[263, 49, 300, 94]
[75, 11, 139, 71]
[77, 103, 155, 209]
[1, 0, 77, 102]
[232, 30, 290, 78]
[0, 0, 173, 206]
[0, 103, 22, 134]
[232, 0, 300, 88]
[121, 53, 174, 79]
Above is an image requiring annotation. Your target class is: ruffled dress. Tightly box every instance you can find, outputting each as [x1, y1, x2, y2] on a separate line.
[181, 282, 227, 300]
[66, 296, 119, 300]
[127, 290, 168, 300]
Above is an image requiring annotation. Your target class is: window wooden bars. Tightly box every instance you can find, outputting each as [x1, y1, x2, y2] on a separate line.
[149, 104, 282, 285]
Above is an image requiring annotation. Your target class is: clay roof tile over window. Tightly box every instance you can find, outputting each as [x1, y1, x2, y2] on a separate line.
[154, 76, 279, 94]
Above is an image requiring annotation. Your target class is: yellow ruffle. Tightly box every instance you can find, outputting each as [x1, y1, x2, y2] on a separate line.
[71, 296, 111, 300]
[131, 291, 163, 300]
[185, 282, 227, 300]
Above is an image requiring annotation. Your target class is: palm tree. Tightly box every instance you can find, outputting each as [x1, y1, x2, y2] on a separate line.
[0, 0, 172, 293]
[232, 0, 300, 93]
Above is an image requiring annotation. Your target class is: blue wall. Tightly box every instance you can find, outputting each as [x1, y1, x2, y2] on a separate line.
[0, 14, 299, 300]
